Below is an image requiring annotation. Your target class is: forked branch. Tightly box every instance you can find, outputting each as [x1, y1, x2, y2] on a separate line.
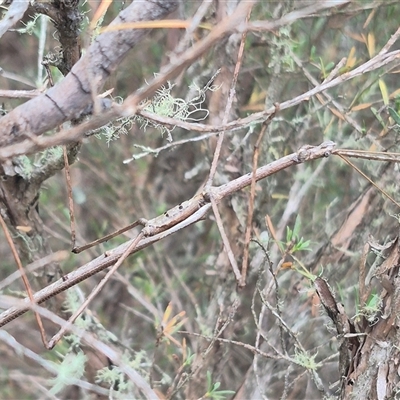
[0, 141, 336, 328]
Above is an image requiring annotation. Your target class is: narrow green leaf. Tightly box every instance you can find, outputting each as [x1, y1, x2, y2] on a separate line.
[388, 107, 400, 125]
[379, 79, 389, 106]
[293, 215, 302, 240]
[371, 107, 386, 128]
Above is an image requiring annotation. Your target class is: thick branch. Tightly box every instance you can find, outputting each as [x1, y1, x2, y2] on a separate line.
[0, 0, 179, 147]
[0, 0, 255, 160]
[0, 46, 398, 161]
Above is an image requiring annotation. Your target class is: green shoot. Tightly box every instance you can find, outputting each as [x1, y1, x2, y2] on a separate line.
[371, 107, 387, 129]
[202, 371, 235, 400]
[388, 106, 400, 125]
[281, 215, 312, 253]
[291, 254, 317, 282]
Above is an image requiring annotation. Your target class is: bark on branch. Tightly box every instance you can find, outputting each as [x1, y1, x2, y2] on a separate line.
[0, 0, 179, 147]
[0, 141, 336, 327]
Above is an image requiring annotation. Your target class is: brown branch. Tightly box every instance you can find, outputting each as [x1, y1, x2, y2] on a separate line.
[0, 0, 255, 159]
[241, 114, 274, 287]
[2, 300, 159, 400]
[0, 213, 49, 347]
[34, 0, 82, 76]
[0, 141, 336, 327]
[0, 0, 179, 147]
[210, 197, 242, 283]
[1, 46, 399, 161]
[247, 0, 351, 32]
[0, 0, 353, 149]
[0, 0, 29, 38]
[205, 3, 253, 188]
[0, 89, 42, 98]
[46, 231, 146, 349]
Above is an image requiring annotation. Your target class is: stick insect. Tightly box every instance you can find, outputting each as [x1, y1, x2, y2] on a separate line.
[1, 141, 400, 349]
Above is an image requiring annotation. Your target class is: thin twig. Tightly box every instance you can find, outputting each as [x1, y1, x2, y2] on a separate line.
[0, 330, 110, 397]
[0, 89, 42, 98]
[290, 49, 364, 135]
[204, 297, 240, 358]
[359, 243, 370, 305]
[247, 0, 351, 31]
[0, 251, 69, 290]
[335, 153, 400, 209]
[210, 197, 242, 283]
[205, 4, 253, 188]
[18, 300, 158, 400]
[333, 148, 400, 163]
[0, 142, 338, 328]
[2, 46, 398, 161]
[179, 328, 285, 360]
[378, 26, 400, 55]
[63, 146, 76, 249]
[173, 0, 214, 55]
[47, 231, 145, 349]
[0, 214, 49, 348]
[241, 108, 278, 287]
[72, 219, 144, 253]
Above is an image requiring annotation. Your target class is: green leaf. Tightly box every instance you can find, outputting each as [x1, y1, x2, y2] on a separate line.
[388, 107, 400, 125]
[379, 79, 389, 106]
[310, 45, 316, 61]
[206, 370, 212, 390]
[292, 215, 302, 241]
[286, 226, 292, 243]
[371, 107, 386, 128]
